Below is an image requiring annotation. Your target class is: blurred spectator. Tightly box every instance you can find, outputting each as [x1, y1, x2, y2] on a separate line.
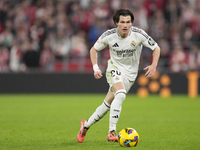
[190, 10, 200, 41]
[158, 38, 170, 73]
[187, 44, 200, 71]
[194, 0, 200, 11]
[92, 0, 110, 19]
[80, 0, 91, 9]
[0, 45, 9, 72]
[29, 20, 44, 51]
[164, 0, 181, 25]
[169, 27, 182, 48]
[88, 18, 107, 46]
[144, 0, 168, 17]
[149, 9, 167, 41]
[0, 28, 14, 49]
[49, 29, 71, 60]
[0, 22, 3, 33]
[125, 0, 138, 10]
[110, 0, 121, 11]
[71, 7, 93, 33]
[180, 0, 194, 25]
[0, 0, 200, 74]
[71, 30, 88, 57]
[0, 0, 9, 29]
[169, 45, 188, 73]
[22, 39, 40, 70]
[9, 42, 23, 72]
[182, 26, 193, 50]
[39, 39, 55, 72]
[132, 0, 148, 31]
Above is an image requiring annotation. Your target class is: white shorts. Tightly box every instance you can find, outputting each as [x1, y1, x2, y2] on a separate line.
[106, 61, 135, 93]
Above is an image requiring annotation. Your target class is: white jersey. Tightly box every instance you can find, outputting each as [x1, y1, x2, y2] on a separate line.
[94, 26, 158, 81]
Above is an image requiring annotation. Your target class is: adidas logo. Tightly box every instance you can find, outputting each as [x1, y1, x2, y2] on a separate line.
[113, 109, 120, 112]
[112, 43, 119, 47]
[112, 115, 119, 118]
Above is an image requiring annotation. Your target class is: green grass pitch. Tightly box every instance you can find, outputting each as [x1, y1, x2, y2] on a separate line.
[0, 94, 200, 150]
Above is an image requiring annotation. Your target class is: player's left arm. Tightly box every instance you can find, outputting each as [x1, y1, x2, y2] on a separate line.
[143, 46, 160, 78]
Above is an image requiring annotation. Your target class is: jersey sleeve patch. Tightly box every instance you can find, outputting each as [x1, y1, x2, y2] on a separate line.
[148, 37, 156, 46]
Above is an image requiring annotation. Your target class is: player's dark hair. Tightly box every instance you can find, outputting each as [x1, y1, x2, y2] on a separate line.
[113, 9, 134, 25]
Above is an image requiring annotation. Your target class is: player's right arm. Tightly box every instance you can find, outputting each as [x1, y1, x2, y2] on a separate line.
[91, 30, 110, 79]
[90, 46, 102, 79]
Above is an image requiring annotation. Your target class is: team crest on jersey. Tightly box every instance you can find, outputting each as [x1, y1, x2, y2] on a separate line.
[115, 76, 120, 81]
[131, 40, 136, 47]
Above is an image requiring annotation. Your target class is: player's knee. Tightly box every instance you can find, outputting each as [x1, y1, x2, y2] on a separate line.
[115, 89, 126, 102]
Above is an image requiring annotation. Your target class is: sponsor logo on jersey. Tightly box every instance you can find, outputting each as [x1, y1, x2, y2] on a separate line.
[131, 40, 136, 47]
[115, 49, 136, 57]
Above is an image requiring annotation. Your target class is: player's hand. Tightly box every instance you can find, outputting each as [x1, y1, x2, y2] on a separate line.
[94, 70, 102, 79]
[143, 65, 156, 78]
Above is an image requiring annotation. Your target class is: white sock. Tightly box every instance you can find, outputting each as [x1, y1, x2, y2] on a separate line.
[109, 89, 126, 132]
[84, 100, 110, 128]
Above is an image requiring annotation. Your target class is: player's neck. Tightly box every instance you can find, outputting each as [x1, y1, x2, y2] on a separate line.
[118, 29, 130, 39]
[121, 34, 128, 38]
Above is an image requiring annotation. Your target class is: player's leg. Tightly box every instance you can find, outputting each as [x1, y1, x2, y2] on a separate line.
[77, 90, 114, 143]
[109, 82, 126, 132]
[107, 71, 134, 141]
[84, 90, 114, 128]
[107, 82, 126, 141]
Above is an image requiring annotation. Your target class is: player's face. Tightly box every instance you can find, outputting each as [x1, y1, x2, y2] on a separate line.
[116, 15, 132, 38]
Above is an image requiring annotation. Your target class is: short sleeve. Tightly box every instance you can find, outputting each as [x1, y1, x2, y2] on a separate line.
[138, 29, 158, 51]
[94, 34, 108, 51]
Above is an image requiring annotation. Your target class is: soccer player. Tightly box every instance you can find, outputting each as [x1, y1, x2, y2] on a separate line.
[77, 9, 160, 143]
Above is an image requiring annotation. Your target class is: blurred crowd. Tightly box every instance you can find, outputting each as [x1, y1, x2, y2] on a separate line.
[0, 0, 200, 74]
